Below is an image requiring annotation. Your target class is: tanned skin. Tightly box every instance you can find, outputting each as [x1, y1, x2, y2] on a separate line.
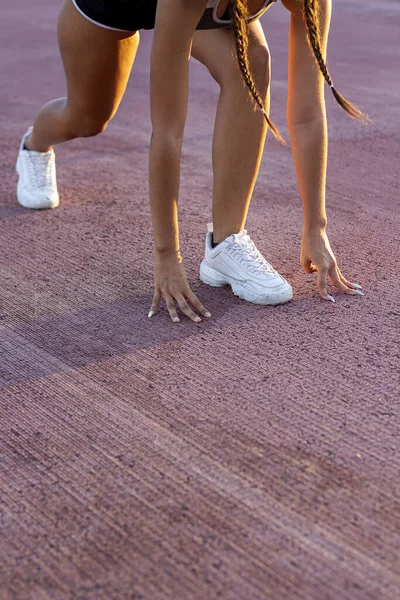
[25, 0, 361, 324]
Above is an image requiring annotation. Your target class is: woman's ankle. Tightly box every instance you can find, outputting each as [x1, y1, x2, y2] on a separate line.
[24, 132, 52, 153]
[213, 224, 245, 244]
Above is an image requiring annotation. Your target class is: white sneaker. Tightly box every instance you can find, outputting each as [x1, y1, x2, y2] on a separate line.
[16, 127, 59, 209]
[200, 223, 293, 305]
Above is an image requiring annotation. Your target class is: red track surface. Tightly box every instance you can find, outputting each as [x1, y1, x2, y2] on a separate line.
[1, 1, 399, 599]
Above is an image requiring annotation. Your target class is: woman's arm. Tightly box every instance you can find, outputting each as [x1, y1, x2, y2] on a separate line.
[150, 0, 205, 254]
[284, 0, 330, 230]
[148, 0, 211, 322]
[282, 0, 361, 300]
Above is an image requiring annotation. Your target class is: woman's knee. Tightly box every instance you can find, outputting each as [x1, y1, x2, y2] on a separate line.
[217, 42, 271, 94]
[65, 107, 110, 138]
[77, 116, 109, 138]
[247, 43, 271, 92]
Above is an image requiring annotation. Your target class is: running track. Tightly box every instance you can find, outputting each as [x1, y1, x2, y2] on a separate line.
[1, 1, 399, 599]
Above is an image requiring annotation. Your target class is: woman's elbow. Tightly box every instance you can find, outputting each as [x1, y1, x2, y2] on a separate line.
[286, 102, 327, 128]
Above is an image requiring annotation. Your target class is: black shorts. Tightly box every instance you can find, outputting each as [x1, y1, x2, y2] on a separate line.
[74, 0, 160, 31]
[73, 0, 277, 33]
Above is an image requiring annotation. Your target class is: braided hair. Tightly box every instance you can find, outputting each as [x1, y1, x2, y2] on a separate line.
[302, 0, 368, 122]
[229, 0, 369, 143]
[229, 0, 285, 143]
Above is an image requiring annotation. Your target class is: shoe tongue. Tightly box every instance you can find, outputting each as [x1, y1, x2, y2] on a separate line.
[232, 229, 249, 244]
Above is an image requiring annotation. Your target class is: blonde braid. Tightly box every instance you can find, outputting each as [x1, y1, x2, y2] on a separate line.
[303, 0, 369, 122]
[229, 0, 285, 143]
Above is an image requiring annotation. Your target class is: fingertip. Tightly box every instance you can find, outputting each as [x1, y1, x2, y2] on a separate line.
[204, 311, 212, 318]
[327, 295, 336, 303]
[173, 316, 180, 323]
[148, 310, 154, 318]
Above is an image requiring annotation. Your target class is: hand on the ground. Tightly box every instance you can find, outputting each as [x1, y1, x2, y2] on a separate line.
[149, 251, 211, 323]
[300, 227, 363, 302]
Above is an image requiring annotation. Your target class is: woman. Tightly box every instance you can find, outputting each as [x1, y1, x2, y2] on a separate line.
[16, 0, 365, 324]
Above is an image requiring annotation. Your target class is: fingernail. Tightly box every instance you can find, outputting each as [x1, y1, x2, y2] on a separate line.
[194, 316, 201, 323]
[148, 310, 154, 318]
[354, 290, 364, 296]
[173, 317, 180, 323]
[352, 283, 363, 290]
[328, 295, 335, 303]
[204, 311, 212, 318]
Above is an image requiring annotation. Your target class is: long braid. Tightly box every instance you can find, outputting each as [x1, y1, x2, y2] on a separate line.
[302, 0, 369, 122]
[229, 0, 285, 143]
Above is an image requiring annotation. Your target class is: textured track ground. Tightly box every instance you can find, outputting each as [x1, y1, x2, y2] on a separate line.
[1, 1, 399, 599]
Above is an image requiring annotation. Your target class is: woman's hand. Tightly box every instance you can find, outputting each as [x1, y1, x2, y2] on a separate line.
[301, 227, 363, 302]
[149, 251, 211, 323]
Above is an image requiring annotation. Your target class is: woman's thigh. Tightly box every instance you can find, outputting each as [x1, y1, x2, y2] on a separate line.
[58, 0, 140, 130]
[191, 21, 270, 90]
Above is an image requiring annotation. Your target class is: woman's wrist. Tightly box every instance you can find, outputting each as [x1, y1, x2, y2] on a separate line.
[303, 216, 327, 234]
[154, 246, 182, 263]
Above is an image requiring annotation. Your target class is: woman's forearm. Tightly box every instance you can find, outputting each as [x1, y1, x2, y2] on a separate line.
[288, 112, 328, 231]
[149, 133, 183, 257]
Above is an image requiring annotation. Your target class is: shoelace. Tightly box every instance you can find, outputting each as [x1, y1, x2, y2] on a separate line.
[27, 152, 54, 191]
[229, 235, 275, 275]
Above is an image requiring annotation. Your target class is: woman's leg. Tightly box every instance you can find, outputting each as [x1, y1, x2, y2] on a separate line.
[191, 22, 270, 243]
[194, 24, 292, 306]
[25, 0, 139, 152]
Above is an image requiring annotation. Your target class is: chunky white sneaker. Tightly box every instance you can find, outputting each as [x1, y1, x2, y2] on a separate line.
[200, 223, 293, 305]
[16, 127, 59, 209]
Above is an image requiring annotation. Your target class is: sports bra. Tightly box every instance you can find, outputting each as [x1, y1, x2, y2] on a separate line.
[207, 0, 276, 22]
[198, 0, 277, 29]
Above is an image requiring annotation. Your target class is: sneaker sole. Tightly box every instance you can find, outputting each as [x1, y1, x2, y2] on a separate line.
[16, 157, 60, 210]
[200, 260, 293, 306]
